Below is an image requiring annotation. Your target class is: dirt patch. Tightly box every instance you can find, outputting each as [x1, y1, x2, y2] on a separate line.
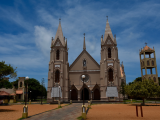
[87, 103, 160, 120]
[0, 104, 67, 120]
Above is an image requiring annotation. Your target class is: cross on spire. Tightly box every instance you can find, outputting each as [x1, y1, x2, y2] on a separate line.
[59, 18, 61, 24]
[106, 16, 108, 20]
[83, 33, 86, 50]
[145, 42, 147, 46]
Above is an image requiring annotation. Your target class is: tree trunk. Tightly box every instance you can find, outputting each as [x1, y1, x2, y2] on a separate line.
[142, 98, 145, 106]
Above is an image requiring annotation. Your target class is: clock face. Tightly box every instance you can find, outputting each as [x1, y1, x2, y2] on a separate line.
[81, 74, 89, 82]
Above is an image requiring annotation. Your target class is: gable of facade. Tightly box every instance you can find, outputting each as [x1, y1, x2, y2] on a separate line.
[69, 50, 100, 71]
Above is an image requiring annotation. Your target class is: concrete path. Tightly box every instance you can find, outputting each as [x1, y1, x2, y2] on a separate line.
[23, 103, 85, 120]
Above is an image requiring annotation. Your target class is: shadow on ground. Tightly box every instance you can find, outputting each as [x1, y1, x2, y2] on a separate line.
[128, 104, 160, 106]
[0, 109, 16, 112]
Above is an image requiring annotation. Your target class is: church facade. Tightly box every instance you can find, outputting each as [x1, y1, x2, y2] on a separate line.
[47, 19, 126, 103]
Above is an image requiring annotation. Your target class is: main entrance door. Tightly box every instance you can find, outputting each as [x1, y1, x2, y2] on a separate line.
[81, 88, 89, 100]
[71, 89, 78, 100]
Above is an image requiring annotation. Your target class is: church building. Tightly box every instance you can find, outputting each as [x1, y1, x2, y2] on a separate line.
[47, 18, 126, 103]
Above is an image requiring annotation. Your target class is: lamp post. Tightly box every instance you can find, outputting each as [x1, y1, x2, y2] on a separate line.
[88, 85, 91, 109]
[88, 85, 90, 100]
[29, 91, 32, 104]
[22, 76, 29, 118]
[82, 75, 85, 106]
[81, 75, 86, 119]
[70, 90, 72, 100]
[25, 76, 29, 105]
[59, 85, 60, 101]
[58, 85, 61, 108]
[70, 90, 72, 104]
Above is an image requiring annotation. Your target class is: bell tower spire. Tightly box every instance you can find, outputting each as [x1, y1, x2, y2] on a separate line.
[104, 16, 114, 43]
[53, 18, 65, 46]
[83, 33, 86, 50]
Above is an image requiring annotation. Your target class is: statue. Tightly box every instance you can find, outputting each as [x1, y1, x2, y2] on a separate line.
[83, 60, 86, 66]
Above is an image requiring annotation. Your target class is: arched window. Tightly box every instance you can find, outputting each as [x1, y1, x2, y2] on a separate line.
[108, 48, 111, 58]
[149, 77, 151, 80]
[108, 69, 113, 82]
[141, 62, 143, 66]
[147, 61, 149, 66]
[56, 49, 60, 60]
[20, 82, 22, 87]
[152, 61, 154, 66]
[143, 61, 144, 66]
[55, 70, 60, 83]
[153, 77, 156, 82]
[83, 59, 86, 67]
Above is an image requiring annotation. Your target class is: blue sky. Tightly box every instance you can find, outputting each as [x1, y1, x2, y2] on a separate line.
[1, 0, 160, 89]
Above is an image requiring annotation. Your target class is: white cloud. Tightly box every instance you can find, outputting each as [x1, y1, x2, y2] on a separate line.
[34, 26, 52, 58]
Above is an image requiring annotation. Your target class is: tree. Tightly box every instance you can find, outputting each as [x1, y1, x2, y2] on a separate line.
[25, 78, 42, 101]
[0, 61, 17, 80]
[0, 79, 13, 89]
[124, 79, 159, 105]
[119, 81, 126, 103]
[0, 61, 17, 89]
[134, 77, 142, 82]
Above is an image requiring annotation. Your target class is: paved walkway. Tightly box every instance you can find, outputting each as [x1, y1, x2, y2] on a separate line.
[23, 103, 84, 120]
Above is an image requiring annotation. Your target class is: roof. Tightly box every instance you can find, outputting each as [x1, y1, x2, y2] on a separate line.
[0, 88, 14, 94]
[52, 22, 65, 46]
[142, 45, 153, 51]
[103, 19, 114, 43]
[10, 93, 16, 96]
[0, 91, 10, 96]
[69, 50, 100, 69]
[16, 90, 23, 94]
[106, 87, 118, 97]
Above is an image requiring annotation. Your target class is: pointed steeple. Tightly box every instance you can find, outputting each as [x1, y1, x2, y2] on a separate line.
[104, 17, 114, 43]
[53, 19, 65, 46]
[83, 33, 86, 50]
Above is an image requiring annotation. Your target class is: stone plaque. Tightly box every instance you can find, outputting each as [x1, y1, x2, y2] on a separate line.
[107, 59, 113, 62]
[108, 63, 113, 66]
[55, 65, 60, 68]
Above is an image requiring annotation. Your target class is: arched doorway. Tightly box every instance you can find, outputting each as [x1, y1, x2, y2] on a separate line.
[81, 88, 89, 100]
[93, 89, 100, 100]
[71, 89, 78, 100]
